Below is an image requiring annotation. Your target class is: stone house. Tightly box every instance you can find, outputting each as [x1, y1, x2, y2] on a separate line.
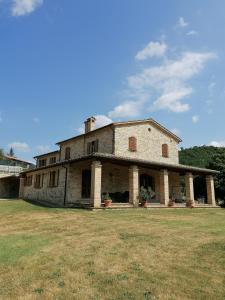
[20, 117, 218, 208]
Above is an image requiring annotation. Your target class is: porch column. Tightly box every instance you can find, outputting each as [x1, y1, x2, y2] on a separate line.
[206, 175, 216, 206]
[129, 165, 139, 207]
[19, 177, 25, 199]
[185, 172, 195, 207]
[91, 161, 102, 208]
[159, 169, 169, 205]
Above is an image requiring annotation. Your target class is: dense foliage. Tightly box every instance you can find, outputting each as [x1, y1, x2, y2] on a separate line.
[179, 146, 225, 204]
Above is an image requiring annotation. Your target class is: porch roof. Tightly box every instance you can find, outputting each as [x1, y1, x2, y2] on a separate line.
[21, 153, 219, 176]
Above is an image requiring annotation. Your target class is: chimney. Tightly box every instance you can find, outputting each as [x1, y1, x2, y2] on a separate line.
[84, 117, 96, 133]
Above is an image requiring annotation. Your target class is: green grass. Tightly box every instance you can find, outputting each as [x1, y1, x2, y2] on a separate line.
[0, 200, 225, 300]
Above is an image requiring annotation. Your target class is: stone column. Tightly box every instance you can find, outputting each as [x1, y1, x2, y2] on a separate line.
[129, 165, 139, 207]
[91, 161, 102, 208]
[19, 177, 25, 199]
[159, 169, 169, 205]
[185, 172, 195, 207]
[206, 175, 216, 206]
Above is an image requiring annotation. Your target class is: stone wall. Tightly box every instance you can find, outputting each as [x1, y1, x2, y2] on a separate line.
[36, 152, 60, 167]
[23, 166, 66, 206]
[60, 127, 114, 161]
[114, 123, 179, 164]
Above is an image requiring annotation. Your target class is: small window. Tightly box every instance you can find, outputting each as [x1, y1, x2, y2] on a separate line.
[162, 144, 169, 158]
[25, 175, 33, 186]
[87, 140, 99, 154]
[38, 159, 46, 168]
[34, 174, 43, 188]
[49, 156, 56, 164]
[129, 136, 137, 152]
[49, 170, 59, 187]
[65, 147, 71, 160]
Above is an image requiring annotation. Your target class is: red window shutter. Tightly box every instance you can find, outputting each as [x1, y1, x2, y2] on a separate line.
[129, 136, 137, 152]
[162, 144, 169, 157]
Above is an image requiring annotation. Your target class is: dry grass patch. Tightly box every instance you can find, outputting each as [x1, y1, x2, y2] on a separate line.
[0, 200, 225, 300]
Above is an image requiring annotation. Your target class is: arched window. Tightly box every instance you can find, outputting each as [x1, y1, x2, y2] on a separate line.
[162, 144, 169, 158]
[65, 147, 71, 160]
[129, 136, 137, 152]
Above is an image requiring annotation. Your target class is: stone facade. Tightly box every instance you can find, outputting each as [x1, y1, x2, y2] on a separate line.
[114, 123, 179, 164]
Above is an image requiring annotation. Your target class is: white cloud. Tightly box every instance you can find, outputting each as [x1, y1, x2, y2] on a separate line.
[187, 30, 198, 36]
[128, 51, 216, 113]
[135, 41, 167, 60]
[8, 142, 30, 153]
[95, 115, 113, 128]
[11, 0, 43, 16]
[36, 145, 51, 154]
[177, 17, 189, 28]
[192, 115, 199, 123]
[108, 99, 145, 119]
[33, 117, 40, 123]
[209, 141, 225, 147]
[171, 128, 181, 136]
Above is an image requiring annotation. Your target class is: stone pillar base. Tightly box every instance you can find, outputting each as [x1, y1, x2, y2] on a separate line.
[186, 199, 195, 208]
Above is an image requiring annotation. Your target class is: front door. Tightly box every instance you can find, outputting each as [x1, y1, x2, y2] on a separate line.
[82, 170, 91, 198]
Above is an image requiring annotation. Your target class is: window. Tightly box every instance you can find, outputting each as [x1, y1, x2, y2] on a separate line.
[25, 175, 33, 186]
[162, 144, 169, 158]
[38, 159, 46, 168]
[49, 170, 59, 187]
[87, 140, 99, 154]
[65, 147, 71, 160]
[34, 174, 43, 188]
[49, 156, 56, 164]
[129, 136, 137, 152]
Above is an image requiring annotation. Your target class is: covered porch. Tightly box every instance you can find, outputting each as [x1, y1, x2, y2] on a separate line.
[66, 153, 218, 208]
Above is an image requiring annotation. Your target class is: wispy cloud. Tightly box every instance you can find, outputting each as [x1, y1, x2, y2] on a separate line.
[192, 115, 199, 123]
[8, 142, 31, 152]
[36, 145, 51, 154]
[186, 30, 198, 36]
[11, 0, 43, 16]
[209, 141, 225, 147]
[135, 41, 167, 60]
[177, 17, 189, 28]
[33, 117, 40, 123]
[127, 51, 216, 113]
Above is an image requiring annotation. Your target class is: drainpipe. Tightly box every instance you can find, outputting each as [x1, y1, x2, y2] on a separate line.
[62, 164, 68, 207]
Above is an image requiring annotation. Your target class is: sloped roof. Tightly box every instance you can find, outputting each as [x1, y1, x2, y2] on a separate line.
[56, 118, 182, 145]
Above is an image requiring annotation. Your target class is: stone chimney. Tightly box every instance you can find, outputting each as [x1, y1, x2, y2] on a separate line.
[84, 117, 96, 133]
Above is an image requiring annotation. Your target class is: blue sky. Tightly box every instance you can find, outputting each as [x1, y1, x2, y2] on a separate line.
[0, 0, 225, 162]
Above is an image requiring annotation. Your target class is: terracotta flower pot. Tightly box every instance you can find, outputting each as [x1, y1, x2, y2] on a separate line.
[168, 200, 176, 207]
[141, 201, 148, 208]
[104, 199, 112, 207]
[186, 200, 195, 208]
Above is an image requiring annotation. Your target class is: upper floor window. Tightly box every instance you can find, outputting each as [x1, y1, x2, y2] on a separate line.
[129, 136, 137, 152]
[38, 159, 46, 168]
[49, 156, 56, 164]
[87, 140, 99, 154]
[162, 144, 169, 158]
[65, 147, 71, 160]
[49, 170, 59, 188]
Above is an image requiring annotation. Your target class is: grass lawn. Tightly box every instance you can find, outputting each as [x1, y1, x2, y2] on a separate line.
[0, 200, 225, 300]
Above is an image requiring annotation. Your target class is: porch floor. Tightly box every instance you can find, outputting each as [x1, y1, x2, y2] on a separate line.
[99, 203, 220, 209]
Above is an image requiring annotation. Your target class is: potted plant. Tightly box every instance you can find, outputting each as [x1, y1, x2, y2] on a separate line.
[168, 187, 176, 207]
[140, 186, 156, 207]
[103, 193, 112, 208]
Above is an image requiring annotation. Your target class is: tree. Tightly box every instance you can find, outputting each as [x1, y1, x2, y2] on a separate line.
[0, 148, 4, 160]
[208, 152, 225, 204]
[7, 147, 15, 157]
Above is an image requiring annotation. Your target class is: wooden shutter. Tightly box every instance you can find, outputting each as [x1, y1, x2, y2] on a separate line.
[129, 136, 137, 152]
[162, 144, 169, 158]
